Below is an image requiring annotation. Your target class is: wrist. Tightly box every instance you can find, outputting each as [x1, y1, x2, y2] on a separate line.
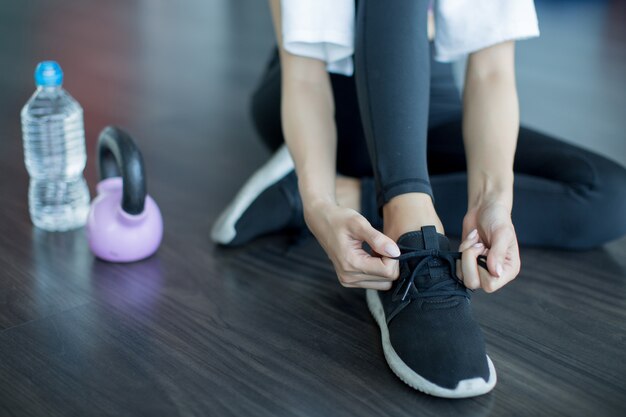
[299, 182, 336, 218]
[468, 171, 514, 211]
[303, 196, 337, 214]
[302, 196, 338, 234]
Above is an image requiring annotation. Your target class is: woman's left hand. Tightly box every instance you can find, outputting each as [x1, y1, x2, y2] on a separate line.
[457, 200, 521, 293]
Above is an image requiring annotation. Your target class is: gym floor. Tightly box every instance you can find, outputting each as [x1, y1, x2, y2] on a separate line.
[0, 1, 625, 416]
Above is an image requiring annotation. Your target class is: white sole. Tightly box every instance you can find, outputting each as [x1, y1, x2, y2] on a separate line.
[211, 145, 294, 245]
[366, 289, 497, 398]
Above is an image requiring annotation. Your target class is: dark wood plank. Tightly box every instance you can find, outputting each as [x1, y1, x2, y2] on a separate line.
[0, 1, 625, 416]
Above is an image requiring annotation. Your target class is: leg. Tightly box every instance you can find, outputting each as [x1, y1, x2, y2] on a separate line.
[335, 43, 466, 231]
[512, 129, 626, 249]
[250, 49, 283, 153]
[427, 120, 626, 249]
[419, 52, 626, 249]
[355, 0, 440, 240]
[354, 0, 494, 398]
[214, 49, 373, 245]
[251, 49, 373, 178]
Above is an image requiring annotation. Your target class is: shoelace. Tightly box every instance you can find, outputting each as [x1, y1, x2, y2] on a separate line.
[391, 246, 487, 302]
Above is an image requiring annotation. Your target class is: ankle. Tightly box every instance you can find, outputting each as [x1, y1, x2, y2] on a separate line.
[383, 193, 444, 241]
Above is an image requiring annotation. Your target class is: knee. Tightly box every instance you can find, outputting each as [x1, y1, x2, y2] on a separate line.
[598, 157, 626, 233]
[249, 76, 283, 152]
[571, 155, 626, 249]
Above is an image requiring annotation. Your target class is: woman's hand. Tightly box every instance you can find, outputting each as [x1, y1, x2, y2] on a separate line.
[304, 201, 400, 290]
[458, 199, 521, 293]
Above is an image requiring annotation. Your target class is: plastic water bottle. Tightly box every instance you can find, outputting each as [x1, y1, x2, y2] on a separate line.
[21, 61, 90, 231]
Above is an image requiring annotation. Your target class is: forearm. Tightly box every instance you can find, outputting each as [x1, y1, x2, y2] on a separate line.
[269, 0, 337, 212]
[463, 42, 518, 211]
[281, 62, 337, 210]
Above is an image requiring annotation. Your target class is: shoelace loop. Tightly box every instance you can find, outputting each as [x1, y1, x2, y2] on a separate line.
[392, 247, 469, 302]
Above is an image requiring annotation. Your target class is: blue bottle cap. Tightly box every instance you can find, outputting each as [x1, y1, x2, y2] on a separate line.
[34, 61, 64, 87]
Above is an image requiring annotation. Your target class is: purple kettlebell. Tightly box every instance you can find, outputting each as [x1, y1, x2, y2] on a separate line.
[87, 126, 163, 262]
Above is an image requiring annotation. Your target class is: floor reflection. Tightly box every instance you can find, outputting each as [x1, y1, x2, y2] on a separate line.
[31, 226, 94, 313]
[91, 254, 165, 315]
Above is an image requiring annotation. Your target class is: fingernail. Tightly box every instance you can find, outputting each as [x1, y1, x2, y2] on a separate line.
[496, 263, 503, 277]
[473, 242, 484, 248]
[468, 229, 478, 240]
[385, 244, 400, 258]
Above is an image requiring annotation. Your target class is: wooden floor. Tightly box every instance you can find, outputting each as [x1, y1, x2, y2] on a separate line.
[1, 1, 625, 416]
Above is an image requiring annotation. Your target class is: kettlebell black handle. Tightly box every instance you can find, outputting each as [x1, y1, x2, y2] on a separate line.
[97, 126, 147, 215]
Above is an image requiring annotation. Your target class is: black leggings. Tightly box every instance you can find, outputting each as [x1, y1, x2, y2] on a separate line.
[355, 0, 433, 207]
[250, 50, 626, 250]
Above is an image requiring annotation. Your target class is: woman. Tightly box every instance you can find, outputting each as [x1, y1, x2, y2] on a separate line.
[212, 0, 626, 398]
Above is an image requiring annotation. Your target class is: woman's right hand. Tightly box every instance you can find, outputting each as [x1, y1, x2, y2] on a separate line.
[304, 201, 400, 290]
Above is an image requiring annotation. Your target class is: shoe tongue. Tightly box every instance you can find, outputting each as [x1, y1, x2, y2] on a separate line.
[396, 225, 450, 252]
[397, 226, 453, 291]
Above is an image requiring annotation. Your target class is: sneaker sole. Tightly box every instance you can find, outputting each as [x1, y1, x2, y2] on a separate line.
[211, 145, 294, 245]
[366, 289, 497, 398]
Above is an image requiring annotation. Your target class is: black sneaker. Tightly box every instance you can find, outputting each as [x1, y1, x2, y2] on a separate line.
[211, 145, 303, 246]
[366, 225, 496, 398]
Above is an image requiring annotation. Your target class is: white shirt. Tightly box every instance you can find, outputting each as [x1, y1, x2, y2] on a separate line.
[281, 0, 540, 76]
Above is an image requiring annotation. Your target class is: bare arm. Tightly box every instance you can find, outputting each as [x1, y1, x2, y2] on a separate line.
[268, 0, 399, 289]
[268, 0, 336, 211]
[463, 41, 517, 211]
[459, 41, 521, 292]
